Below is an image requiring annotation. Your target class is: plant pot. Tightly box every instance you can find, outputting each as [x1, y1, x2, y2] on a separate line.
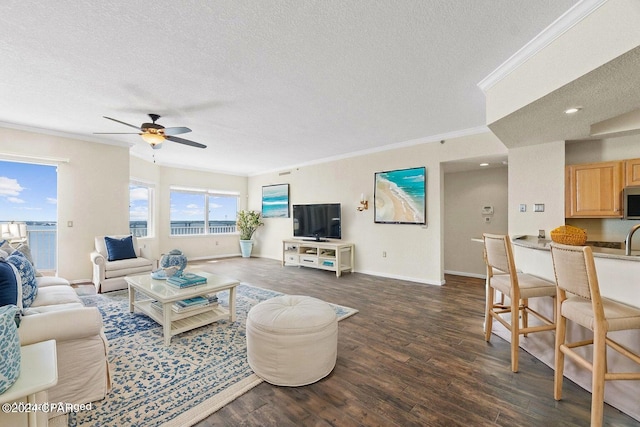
[239, 240, 254, 258]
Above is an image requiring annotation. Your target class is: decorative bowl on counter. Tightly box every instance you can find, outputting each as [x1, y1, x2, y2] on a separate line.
[550, 225, 587, 246]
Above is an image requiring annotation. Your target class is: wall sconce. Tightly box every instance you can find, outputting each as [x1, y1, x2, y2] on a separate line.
[357, 193, 369, 211]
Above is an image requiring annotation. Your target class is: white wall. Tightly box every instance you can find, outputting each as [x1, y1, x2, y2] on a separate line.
[443, 167, 508, 277]
[249, 131, 507, 285]
[566, 134, 640, 165]
[0, 126, 130, 281]
[508, 140, 566, 238]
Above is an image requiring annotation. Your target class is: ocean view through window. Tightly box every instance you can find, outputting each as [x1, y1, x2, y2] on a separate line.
[0, 160, 57, 270]
[169, 187, 238, 235]
[130, 182, 153, 237]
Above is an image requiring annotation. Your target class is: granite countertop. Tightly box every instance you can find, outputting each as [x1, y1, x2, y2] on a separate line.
[512, 235, 640, 262]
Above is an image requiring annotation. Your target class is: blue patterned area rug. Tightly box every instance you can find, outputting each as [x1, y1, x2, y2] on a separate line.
[67, 283, 358, 427]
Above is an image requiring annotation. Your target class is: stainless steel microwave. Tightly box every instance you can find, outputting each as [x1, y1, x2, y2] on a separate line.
[623, 186, 640, 219]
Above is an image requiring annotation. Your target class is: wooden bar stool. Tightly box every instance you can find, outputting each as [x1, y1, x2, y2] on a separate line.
[482, 234, 556, 372]
[550, 243, 640, 427]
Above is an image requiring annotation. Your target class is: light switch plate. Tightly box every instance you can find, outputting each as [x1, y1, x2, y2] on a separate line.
[519, 204, 526, 212]
[534, 204, 545, 212]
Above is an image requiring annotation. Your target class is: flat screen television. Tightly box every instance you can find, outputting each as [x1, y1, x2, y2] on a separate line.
[292, 203, 341, 241]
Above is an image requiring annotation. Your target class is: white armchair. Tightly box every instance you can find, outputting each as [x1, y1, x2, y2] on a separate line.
[91, 235, 153, 293]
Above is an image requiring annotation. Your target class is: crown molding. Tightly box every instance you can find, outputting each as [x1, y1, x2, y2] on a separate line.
[0, 120, 131, 148]
[130, 150, 249, 177]
[477, 0, 607, 92]
[250, 125, 490, 177]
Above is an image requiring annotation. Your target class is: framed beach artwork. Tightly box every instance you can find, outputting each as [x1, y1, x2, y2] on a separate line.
[374, 166, 426, 224]
[262, 184, 290, 218]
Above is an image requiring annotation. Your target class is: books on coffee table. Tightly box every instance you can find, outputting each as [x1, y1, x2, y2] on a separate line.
[166, 273, 208, 288]
[151, 294, 218, 314]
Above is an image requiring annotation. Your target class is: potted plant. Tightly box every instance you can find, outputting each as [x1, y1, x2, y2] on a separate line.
[236, 210, 264, 257]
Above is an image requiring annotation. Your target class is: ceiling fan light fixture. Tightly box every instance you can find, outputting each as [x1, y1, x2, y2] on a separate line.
[141, 132, 165, 146]
[98, 114, 205, 149]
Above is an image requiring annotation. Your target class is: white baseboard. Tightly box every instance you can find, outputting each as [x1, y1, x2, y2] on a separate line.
[355, 269, 444, 286]
[188, 253, 241, 261]
[444, 270, 486, 280]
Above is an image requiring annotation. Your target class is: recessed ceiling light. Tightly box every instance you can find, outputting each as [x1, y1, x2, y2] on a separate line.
[564, 107, 582, 114]
[480, 163, 489, 167]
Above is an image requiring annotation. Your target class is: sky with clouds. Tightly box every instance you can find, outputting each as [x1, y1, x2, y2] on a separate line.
[170, 192, 238, 223]
[0, 160, 57, 222]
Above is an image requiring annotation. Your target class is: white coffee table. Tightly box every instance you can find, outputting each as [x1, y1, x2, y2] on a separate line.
[125, 271, 240, 345]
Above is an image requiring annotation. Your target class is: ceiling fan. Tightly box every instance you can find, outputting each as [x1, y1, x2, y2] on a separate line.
[95, 114, 206, 149]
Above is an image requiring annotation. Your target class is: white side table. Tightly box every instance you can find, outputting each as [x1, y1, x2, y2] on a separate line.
[0, 340, 58, 427]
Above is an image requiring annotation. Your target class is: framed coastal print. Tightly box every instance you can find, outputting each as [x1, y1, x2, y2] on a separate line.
[262, 184, 290, 218]
[374, 166, 426, 224]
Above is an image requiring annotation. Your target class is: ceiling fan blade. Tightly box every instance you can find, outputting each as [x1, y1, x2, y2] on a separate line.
[163, 126, 192, 136]
[103, 116, 142, 131]
[165, 135, 207, 149]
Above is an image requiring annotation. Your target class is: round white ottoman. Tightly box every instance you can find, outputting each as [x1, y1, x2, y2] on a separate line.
[246, 295, 338, 386]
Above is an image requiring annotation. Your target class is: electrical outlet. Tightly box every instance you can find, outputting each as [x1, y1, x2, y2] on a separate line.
[519, 204, 526, 212]
[382, 251, 387, 258]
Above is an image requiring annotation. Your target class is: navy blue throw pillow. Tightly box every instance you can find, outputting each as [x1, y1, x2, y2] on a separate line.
[105, 236, 137, 262]
[0, 260, 19, 307]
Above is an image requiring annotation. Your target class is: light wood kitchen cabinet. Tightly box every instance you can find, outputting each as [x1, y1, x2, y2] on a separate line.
[565, 161, 623, 218]
[625, 158, 640, 186]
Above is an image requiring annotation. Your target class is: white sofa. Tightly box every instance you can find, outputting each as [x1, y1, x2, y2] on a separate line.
[91, 235, 153, 293]
[1, 276, 111, 424]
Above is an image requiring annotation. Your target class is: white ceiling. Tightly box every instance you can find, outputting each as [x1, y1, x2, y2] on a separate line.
[0, 0, 579, 176]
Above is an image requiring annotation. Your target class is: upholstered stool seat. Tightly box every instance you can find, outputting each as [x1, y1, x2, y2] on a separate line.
[246, 295, 338, 386]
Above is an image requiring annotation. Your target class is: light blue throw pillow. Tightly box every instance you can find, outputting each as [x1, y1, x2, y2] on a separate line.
[6, 251, 37, 308]
[0, 304, 21, 394]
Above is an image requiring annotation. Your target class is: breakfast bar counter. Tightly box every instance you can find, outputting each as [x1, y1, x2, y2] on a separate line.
[512, 235, 640, 309]
[489, 235, 640, 421]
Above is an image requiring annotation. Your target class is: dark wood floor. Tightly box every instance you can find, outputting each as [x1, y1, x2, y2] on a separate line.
[188, 257, 639, 427]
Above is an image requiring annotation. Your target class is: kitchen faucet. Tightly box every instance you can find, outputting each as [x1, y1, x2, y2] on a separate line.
[624, 223, 640, 255]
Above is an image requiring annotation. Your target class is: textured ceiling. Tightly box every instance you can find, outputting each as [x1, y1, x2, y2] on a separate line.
[0, 0, 578, 175]
[489, 45, 640, 148]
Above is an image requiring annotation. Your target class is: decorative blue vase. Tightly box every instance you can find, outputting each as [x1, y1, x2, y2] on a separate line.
[239, 240, 253, 258]
[160, 249, 187, 272]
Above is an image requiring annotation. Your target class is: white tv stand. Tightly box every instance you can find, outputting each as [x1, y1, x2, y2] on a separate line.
[282, 239, 354, 277]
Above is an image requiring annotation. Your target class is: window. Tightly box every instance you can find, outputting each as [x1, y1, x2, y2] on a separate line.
[0, 160, 57, 270]
[170, 187, 238, 236]
[130, 182, 154, 237]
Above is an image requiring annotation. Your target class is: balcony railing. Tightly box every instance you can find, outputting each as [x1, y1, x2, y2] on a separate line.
[27, 229, 56, 271]
[130, 225, 237, 236]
